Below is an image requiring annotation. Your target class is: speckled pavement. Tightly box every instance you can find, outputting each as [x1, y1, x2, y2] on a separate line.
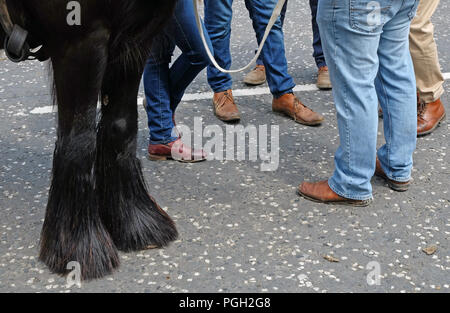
[1, 1, 449, 293]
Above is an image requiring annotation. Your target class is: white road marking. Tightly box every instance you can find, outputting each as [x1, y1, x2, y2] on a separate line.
[28, 73, 450, 114]
[30, 106, 55, 114]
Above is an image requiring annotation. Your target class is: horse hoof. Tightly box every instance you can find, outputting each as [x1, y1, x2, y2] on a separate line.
[39, 220, 120, 281]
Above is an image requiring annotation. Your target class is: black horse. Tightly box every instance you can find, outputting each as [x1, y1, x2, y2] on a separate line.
[0, 28, 4, 49]
[1, 0, 178, 280]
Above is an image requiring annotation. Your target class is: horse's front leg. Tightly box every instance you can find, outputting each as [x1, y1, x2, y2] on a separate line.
[39, 28, 120, 280]
[96, 58, 178, 252]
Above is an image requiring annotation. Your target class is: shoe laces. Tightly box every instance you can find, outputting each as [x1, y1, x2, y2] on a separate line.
[217, 92, 234, 109]
[418, 101, 427, 117]
[293, 97, 311, 121]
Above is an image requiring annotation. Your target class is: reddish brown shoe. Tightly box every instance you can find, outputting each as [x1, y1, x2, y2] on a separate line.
[417, 98, 446, 136]
[298, 180, 372, 207]
[148, 138, 207, 163]
[272, 93, 324, 126]
[213, 90, 241, 122]
[375, 158, 410, 192]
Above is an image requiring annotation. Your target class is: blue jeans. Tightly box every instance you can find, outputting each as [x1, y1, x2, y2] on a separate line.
[204, 0, 295, 98]
[256, 0, 288, 66]
[256, 0, 326, 69]
[317, 0, 419, 200]
[309, 0, 326, 68]
[143, 0, 213, 144]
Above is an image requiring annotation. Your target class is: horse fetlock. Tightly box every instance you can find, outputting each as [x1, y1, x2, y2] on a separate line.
[97, 156, 178, 252]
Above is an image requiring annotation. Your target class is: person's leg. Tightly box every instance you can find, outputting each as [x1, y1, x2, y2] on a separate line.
[256, 0, 287, 66]
[204, 0, 240, 122]
[204, 0, 234, 93]
[376, 1, 418, 184]
[409, 0, 446, 136]
[245, 0, 323, 125]
[309, 0, 326, 69]
[312, 0, 386, 201]
[143, 34, 178, 145]
[245, 0, 295, 97]
[167, 0, 214, 111]
[410, 0, 444, 104]
[244, 0, 289, 86]
[310, 0, 331, 90]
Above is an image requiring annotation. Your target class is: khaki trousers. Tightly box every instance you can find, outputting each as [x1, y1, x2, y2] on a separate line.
[410, 0, 445, 104]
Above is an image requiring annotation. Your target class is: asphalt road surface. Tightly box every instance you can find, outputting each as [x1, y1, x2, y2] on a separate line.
[1, 1, 449, 293]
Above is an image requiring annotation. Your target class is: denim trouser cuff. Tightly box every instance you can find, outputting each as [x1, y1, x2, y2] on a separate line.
[273, 89, 294, 99]
[379, 165, 412, 183]
[316, 59, 327, 69]
[212, 84, 233, 94]
[149, 136, 179, 145]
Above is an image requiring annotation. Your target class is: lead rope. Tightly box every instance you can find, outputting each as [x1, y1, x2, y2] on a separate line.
[193, 0, 287, 74]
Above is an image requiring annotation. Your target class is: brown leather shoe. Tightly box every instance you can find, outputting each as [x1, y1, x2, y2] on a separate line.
[148, 138, 207, 163]
[272, 93, 324, 126]
[213, 90, 241, 122]
[317, 66, 332, 90]
[298, 180, 372, 207]
[243, 64, 266, 86]
[417, 98, 446, 136]
[375, 158, 410, 192]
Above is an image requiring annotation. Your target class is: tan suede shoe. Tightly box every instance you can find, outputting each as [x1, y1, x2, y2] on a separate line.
[272, 93, 324, 126]
[317, 66, 332, 90]
[243, 64, 266, 86]
[213, 90, 241, 122]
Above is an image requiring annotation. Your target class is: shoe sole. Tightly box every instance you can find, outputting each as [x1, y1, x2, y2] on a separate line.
[297, 189, 373, 207]
[216, 115, 241, 122]
[417, 113, 446, 137]
[244, 79, 266, 86]
[272, 109, 324, 126]
[317, 84, 332, 90]
[374, 172, 410, 192]
[148, 154, 206, 163]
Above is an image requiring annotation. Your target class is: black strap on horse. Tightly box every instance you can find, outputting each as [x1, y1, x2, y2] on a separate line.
[0, 0, 45, 62]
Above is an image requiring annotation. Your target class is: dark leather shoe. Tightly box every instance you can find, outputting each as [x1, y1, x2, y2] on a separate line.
[298, 180, 372, 207]
[273, 93, 324, 126]
[149, 138, 207, 163]
[375, 158, 410, 192]
[213, 90, 241, 122]
[417, 98, 446, 136]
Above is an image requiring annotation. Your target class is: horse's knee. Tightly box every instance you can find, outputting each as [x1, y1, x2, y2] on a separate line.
[99, 116, 137, 154]
[112, 118, 127, 135]
[56, 131, 96, 170]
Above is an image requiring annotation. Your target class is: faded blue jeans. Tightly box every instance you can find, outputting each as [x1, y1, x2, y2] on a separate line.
[317, 0, 419, 200]
[204, 0, 295, 98]
[144, 0, 213, 144]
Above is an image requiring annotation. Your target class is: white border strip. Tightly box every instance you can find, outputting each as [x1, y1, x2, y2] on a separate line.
[29, 73, 450, 114]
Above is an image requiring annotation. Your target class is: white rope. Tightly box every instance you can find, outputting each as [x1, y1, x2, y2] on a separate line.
[193, 0, 287, 74]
